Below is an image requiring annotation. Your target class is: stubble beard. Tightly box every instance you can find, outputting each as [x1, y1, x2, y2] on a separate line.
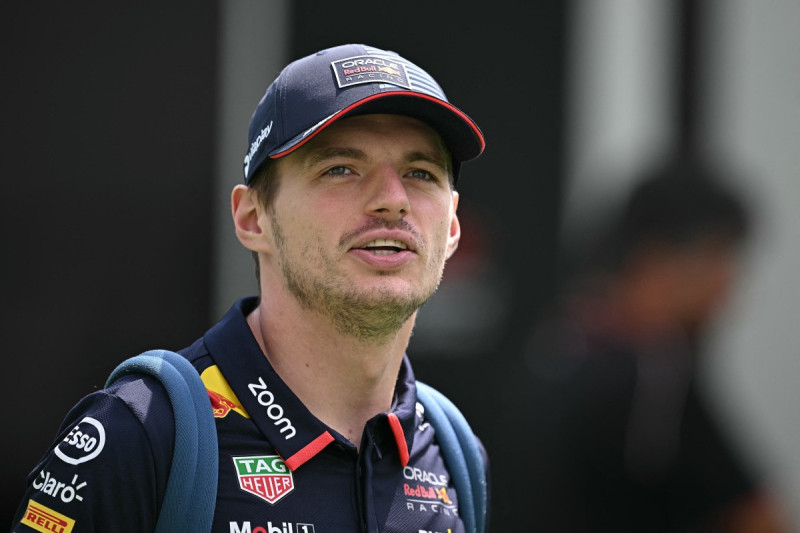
[271, 215, 446, 343]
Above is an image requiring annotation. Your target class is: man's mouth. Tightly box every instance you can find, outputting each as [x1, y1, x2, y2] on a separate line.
[358, 238, 409, 255]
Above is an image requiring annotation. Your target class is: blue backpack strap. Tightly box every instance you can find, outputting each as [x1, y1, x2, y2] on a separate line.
[416, 381, 487, 533]
[105, 349, 218, 533]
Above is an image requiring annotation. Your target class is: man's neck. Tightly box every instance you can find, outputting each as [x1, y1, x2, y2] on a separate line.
[246, 295, 414, 448]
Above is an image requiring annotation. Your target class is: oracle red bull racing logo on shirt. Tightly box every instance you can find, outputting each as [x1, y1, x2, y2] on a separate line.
[402, 466, 457, 516]
[233, 456, 294, 504]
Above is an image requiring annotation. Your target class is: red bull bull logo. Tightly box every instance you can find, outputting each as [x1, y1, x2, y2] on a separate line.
[378, 66, 401, 76]
[201, 365, 250, 418]
[208, 389, 240, 418]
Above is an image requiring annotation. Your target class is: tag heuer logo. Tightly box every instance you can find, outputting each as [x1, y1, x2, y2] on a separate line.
[233, 455, 294, 504]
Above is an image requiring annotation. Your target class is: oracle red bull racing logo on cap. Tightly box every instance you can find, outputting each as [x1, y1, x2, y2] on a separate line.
[332, 55, 412, 90]
[233, 455, 294, 504]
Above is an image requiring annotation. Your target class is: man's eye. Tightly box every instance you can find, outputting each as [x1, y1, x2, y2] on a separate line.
[324, 166, 352, 176]
[408, 169, 437, 181]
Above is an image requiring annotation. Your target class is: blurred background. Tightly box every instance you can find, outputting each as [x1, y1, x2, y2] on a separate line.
[3, 0, 798, 529]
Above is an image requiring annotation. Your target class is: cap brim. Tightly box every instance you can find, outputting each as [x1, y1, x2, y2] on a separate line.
[268, 91, 485, 163]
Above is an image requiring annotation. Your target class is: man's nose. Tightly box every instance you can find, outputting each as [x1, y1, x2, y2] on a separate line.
[364, 166, 410, 221]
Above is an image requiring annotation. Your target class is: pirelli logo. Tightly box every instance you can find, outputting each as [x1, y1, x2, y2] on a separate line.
[21, 499, 75, 533]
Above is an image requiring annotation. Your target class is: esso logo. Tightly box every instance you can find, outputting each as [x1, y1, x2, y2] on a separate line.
[55, 417, 106, 465]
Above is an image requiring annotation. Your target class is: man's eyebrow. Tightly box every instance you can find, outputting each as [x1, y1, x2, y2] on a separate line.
[303, 146, 367, 169]
[302, 146, 450, 173]
[405, 150, 449, 171]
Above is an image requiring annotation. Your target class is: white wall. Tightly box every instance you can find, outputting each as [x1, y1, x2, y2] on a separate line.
[566, 0, 800, 524]
[562, 0, 675, 247]
[704, 0, 800, 521]
[212, 1, 289, 317]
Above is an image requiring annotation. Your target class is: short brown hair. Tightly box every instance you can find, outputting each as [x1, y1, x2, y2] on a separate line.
[249, 159, 281, 210]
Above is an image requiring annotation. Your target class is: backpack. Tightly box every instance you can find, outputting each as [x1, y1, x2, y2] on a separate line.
[106, 350, 487, 533]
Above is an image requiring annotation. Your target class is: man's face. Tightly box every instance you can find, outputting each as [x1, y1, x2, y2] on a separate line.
[263, 114, 460, 340]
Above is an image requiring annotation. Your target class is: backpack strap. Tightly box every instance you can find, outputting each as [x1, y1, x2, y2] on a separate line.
[105, 349, 218, 533]
[416, 381, 487, 533]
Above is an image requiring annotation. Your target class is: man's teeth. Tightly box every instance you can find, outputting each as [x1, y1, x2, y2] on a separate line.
[364, 238, 407, 249]
[362, 238, 408, 254]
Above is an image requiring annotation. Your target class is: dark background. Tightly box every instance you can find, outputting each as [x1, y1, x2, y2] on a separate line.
[2, 1, 572, 528]
[8, 1, 800, 529]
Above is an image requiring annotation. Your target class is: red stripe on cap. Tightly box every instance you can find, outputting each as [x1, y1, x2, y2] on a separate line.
[387, 413, 410, 467]
[270, 91, 485, 160]
[284, 431, 334, 471]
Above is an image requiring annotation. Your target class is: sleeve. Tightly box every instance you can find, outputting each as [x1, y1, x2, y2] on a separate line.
[10, 375, 175, 532]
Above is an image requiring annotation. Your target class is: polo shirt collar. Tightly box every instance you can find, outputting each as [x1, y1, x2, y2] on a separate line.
[204, 297, 418, 471]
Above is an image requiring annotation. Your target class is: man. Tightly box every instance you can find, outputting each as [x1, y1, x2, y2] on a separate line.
[12, 43, 487, 532]
[514, 160, 790, 531]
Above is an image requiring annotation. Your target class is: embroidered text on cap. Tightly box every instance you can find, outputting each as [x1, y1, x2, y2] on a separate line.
[331, 55, 412, 90]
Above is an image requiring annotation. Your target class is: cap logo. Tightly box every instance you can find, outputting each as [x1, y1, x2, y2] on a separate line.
[243, 120, 273, 178]
[331, 55, 411, 90]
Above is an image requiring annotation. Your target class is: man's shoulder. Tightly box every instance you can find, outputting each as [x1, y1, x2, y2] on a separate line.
[104, 372, 176, 429]
[50, 372, 178, 473]
[10, 373, 177, 532]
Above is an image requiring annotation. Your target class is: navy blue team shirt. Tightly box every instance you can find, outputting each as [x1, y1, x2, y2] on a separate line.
[12, 297, 487, 532]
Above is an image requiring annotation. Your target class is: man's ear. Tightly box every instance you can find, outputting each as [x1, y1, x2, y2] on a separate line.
[232, 184, 271, 253]
[446, 191, 461, 259]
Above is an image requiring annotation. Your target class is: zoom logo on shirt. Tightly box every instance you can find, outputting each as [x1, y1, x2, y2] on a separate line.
[247, 377, 296, 439]
[55, 417, 106, 465]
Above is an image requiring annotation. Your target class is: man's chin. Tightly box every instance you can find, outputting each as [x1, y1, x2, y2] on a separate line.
[348, 283, 436, 310]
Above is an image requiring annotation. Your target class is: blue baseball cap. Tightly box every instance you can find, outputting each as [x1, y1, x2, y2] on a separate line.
[243, 43, 485, 184]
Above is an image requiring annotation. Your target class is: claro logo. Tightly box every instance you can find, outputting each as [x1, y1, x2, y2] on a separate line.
[247, 378, 296, 439]
[32, 471, 87, 504]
